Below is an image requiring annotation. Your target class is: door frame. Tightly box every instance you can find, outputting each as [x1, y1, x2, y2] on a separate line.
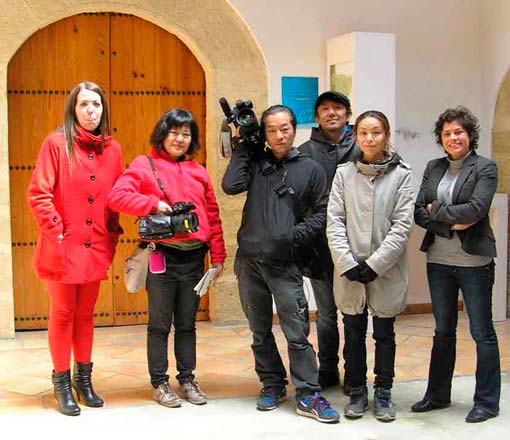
[0, 0, 268, 338]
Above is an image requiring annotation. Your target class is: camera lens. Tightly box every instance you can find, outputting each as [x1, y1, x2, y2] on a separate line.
[171, 213, 199, 234]
[185, 213, 199, 232]
[237, 109, 255, 126]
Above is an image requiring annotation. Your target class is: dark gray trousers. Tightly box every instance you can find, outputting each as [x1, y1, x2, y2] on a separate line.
[235, 256, 320, 396]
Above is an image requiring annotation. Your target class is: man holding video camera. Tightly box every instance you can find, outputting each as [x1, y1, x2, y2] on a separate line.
[299, 91, 359, 392]
[222, 104, 340, 423]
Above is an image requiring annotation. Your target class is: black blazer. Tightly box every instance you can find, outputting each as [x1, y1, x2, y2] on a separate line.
[414, 151, 497, 258]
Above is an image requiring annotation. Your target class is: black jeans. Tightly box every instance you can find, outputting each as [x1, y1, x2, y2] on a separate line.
[307, 239, 341, 382]
[146, 245, 206, 388]
[309, 263, 340, 378]
[425, 262, 500, 413]
[235, 256, 320, 396]
[343, 308, 396, 390]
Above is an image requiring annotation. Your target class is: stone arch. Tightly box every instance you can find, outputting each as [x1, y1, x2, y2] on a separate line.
[492, 70, 510, 194]
[0, 0, 268, 337]
[491, 69, 510, 318]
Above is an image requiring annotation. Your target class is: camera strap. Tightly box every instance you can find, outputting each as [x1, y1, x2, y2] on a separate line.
[147, 156, 172, 204]
[259, 160, 296, 213]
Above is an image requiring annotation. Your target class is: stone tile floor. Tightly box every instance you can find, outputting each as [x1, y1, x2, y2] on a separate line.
[0, 313, 508, 415]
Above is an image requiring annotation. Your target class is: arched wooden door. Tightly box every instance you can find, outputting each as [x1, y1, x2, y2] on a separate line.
[8, 12, 208, 330]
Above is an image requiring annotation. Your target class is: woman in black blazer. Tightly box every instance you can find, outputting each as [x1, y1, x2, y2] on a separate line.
[412, 106, 500, 423]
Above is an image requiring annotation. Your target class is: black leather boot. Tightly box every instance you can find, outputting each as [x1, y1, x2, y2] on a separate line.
[52, 370, 80, 416]
[72, 362, 104, 407]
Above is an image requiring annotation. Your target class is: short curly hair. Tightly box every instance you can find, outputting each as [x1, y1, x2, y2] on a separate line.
[434, 106, 479, 150]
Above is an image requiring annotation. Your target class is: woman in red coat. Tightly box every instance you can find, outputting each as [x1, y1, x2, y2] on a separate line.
[27, 81, 123, 416]
[108, 108, 226, 408]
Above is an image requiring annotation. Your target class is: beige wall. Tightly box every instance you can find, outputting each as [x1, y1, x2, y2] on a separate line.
[492, 71, 510, 195]
[0, 0, 268, 338]
[3, 1, 510, 339]
[480, 0, 510, 318]
[491, 71, 510, 315]
[0, 63, 11, 338]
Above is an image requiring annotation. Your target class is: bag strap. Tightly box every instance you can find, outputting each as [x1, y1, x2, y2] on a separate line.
[147, 156, 172, 203]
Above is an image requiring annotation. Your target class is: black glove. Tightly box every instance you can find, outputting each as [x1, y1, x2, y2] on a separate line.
[342, 265, 362, 283]
[358, 261, 378, 284]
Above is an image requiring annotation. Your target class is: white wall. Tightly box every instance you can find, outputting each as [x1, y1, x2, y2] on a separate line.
[229, 0, 484, 179]
[229, 0, 486, 304]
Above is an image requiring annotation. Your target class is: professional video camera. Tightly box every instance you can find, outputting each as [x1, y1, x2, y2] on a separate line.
[219, 97, 264, 157]
[138, 202, 199, 240]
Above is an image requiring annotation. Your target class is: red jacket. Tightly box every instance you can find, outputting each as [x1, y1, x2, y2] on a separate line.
[108, 149, 226, 264]
[27, 128, 123, 283]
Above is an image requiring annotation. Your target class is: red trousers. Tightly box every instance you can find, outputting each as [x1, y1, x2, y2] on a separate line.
[46, 281, 100, 373]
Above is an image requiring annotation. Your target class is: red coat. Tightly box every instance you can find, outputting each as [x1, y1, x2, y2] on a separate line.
[107, 149, 226, 264]
[27, 128, 123, 283]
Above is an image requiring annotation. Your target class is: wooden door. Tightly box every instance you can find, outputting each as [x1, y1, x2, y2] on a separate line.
[8, 13, 208, 330]
[109, 14, 207, 325]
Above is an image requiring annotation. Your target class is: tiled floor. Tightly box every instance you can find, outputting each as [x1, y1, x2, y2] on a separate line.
[0, 313, 508, 414]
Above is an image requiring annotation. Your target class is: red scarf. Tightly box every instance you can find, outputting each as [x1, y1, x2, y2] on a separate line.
[149, 146, 187, 162]
[74, 125, 111, 153]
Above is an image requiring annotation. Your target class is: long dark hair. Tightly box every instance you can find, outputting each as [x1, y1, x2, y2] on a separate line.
[63, 82, 110, 164]
[149, 109, 200, 157]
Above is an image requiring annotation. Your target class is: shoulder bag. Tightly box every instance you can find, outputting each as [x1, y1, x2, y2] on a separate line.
[123, 156, 170, 293]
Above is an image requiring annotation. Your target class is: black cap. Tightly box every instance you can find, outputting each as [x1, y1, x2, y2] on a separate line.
[314, 91, 351, 114]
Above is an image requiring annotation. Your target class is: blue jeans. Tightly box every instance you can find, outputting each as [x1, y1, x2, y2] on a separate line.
[235, 256, 320, 396]
[425, 262, 500, 413]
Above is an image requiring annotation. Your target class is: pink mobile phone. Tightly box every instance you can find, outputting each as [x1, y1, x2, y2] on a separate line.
[149, 251, 166, 274]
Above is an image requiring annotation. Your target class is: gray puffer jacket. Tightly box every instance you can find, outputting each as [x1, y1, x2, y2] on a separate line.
[326, 153, 414, 317]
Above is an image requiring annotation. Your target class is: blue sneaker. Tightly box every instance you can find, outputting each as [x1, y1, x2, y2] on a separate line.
[256, 386, 287, 411]
[296, 392, 340, 423]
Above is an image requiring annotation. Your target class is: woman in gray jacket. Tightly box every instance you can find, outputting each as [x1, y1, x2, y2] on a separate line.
[326, 111, 414, 421]
[412, 107, 500, 424]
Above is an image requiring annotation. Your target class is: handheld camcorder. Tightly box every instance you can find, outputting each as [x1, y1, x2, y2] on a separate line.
[138, 202, 199, 240]
[219, 97, 264, 157]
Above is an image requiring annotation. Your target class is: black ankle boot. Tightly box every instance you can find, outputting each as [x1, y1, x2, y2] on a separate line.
[72, 362, 104, 407]
[52, 370, 80, 416]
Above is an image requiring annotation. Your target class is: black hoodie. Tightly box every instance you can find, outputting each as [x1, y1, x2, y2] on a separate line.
[222, 145, 328, 265]
[299, 126, 360, 189]
[297, 126, 360, 276]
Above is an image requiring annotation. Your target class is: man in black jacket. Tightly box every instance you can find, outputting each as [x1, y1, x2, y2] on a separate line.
[222, 105, 339, 423]
[299, 91, 360, 391]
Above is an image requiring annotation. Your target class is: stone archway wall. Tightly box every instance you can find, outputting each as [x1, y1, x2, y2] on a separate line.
[0, 0, 268, 337]
[491, 69, 510, 316]
[492, 71, 510, 194]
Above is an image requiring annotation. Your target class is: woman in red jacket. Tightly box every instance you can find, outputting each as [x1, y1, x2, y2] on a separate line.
[27, 82, 123, 416]
[108, 108, 226, 408]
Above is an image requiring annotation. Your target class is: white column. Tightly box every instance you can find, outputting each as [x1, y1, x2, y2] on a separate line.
[327, 32, 396, 137]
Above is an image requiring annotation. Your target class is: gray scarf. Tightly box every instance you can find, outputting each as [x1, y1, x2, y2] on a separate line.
[355, 151, 395, 177]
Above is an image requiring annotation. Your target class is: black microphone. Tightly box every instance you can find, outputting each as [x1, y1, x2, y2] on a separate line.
[219, 97, 233, 120]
